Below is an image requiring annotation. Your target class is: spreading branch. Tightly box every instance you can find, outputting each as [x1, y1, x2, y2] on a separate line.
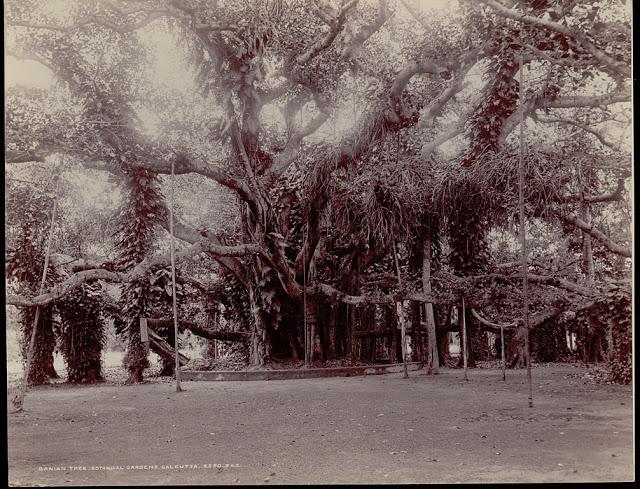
[6, 237, 263, 307]
[478, 0, 631, 79]
[146, 318, 247, 342]
[296, 0, 357, 65]
[555, 177, 627, 204]
[8, 10, 174, 35]
[500, 86, 631, 144]
[533, 114, 621, 150]
[557, 213, 631, 258]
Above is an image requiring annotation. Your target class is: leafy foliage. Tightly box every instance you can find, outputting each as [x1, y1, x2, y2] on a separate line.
[574, 285, 631, 384]
[57, 283, 106, 382]
[113, 168, 168, 381]
[6, 186, 61, 384]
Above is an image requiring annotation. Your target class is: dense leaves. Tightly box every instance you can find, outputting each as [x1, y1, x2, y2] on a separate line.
[4, 0, 632, 377]
[57, 283, 106, 383]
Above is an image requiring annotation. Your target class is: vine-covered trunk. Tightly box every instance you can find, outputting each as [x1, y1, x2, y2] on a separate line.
[248, 286, 269, 366]
[125, 324, 148, 383]
[457, 306, 477, 368]
[434, 305, 452, 367]
[59, 320, 105, 382]
[21, 306, 57, 385]
[325, 302, 338, 360]
[58, 285, 106, 383]
[422, 238, 439, 374]
[410, 301, 424, 364]
[152, 328, 176, 377]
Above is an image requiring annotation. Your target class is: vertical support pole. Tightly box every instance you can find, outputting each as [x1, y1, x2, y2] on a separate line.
[392, 241, 408, 378]
[169, 158, 183, 393]
[303, 225, 309, 367]
[518, 53, 532, 408]
[13, 179, 59, 412]
[462, 299, 468, 381]
[500, 325, 506, 382]
[139, 317, 149, 343]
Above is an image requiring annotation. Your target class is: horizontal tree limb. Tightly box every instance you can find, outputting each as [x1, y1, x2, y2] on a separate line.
[9, 10, 174, 35]
[501, 87, 631, 144]
[554, 177, 627, 204]
[5, 238, 263, 307]
[148, 330, 190, 365]
[478, 0, 630, 79]
[296, 0, 357, 65]
[557, 213, 631, 258]
[534, 115, 622, 151]
[146, 318, 247, 342]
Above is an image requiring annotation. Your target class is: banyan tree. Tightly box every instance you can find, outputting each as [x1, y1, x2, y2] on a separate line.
[5, 0, 631, 380]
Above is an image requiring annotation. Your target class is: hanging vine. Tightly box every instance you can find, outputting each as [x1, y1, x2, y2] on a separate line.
[6, 185, 61, 385]
[113, 167, 167, 383]
[56, 282, 106, 383]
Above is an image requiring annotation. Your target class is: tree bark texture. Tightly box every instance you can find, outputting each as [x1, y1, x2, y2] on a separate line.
[422, 238, 440, 374]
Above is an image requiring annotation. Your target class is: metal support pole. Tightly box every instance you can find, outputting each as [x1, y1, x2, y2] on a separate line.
[500, 325, 506, 382]
[13, 178, 60, 412]
[303, 225, 309, 367]
[392, 241, 408, 378]
[518, 53, 532, 408]
[462, 299, 468, 381]
[169, 158, 183, 393]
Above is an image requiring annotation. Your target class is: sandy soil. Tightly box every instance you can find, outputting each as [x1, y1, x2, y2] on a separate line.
[7, 365, 634, 485]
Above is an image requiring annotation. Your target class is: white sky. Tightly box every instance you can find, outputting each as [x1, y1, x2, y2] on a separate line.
[4, 0, 456, 90]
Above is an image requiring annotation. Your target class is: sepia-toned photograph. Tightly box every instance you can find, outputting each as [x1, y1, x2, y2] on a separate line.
[5, 0, 633, 485]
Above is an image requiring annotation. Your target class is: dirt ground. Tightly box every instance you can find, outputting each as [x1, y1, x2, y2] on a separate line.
[7, 364, 634, 485]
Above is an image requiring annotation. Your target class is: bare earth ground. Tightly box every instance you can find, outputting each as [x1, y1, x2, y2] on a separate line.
[7, 365, 634, 485]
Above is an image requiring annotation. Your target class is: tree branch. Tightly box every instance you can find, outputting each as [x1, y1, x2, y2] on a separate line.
[340, 0, 391, 59]
[533, 114, 621, 150]
[478, 0, 631, 79]
[296, 0, 358, 65]
[387, 59, 452, 123]
[471, 308, 517, 330]
[500, 86, 631, 144]
[557, 213, 631, 258]
[554, 177, 627, 204]
[6, 237, 263, 307]
[146, 318, 248, 342]
[8, 11, 173, 35]
[420, 119, 466, 159]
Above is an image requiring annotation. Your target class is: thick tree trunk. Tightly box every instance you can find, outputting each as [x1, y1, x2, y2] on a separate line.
[457, 306, 477, 368]
[437, 331, 449, 367]
[248, 286, 269, 367]
[410, 301, 424, 364]
[326, 302, 338, 360]
[125, 317, 151, 384]
[304, 298, 322, 364]
[21, 306, 57, 385]
[508, 325, 527, 368]
[389, 305, 400, 363]
[422, 239, 439, 374]
[435, 305, 452, 367]
[347, 305, 358, 362]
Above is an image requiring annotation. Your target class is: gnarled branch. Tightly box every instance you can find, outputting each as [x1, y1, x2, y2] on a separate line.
[557, 213, 631, 258]
[478, 0, 630, 79]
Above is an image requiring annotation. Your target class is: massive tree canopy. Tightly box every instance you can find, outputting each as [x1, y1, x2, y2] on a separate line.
[5, 0, 632, 369]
